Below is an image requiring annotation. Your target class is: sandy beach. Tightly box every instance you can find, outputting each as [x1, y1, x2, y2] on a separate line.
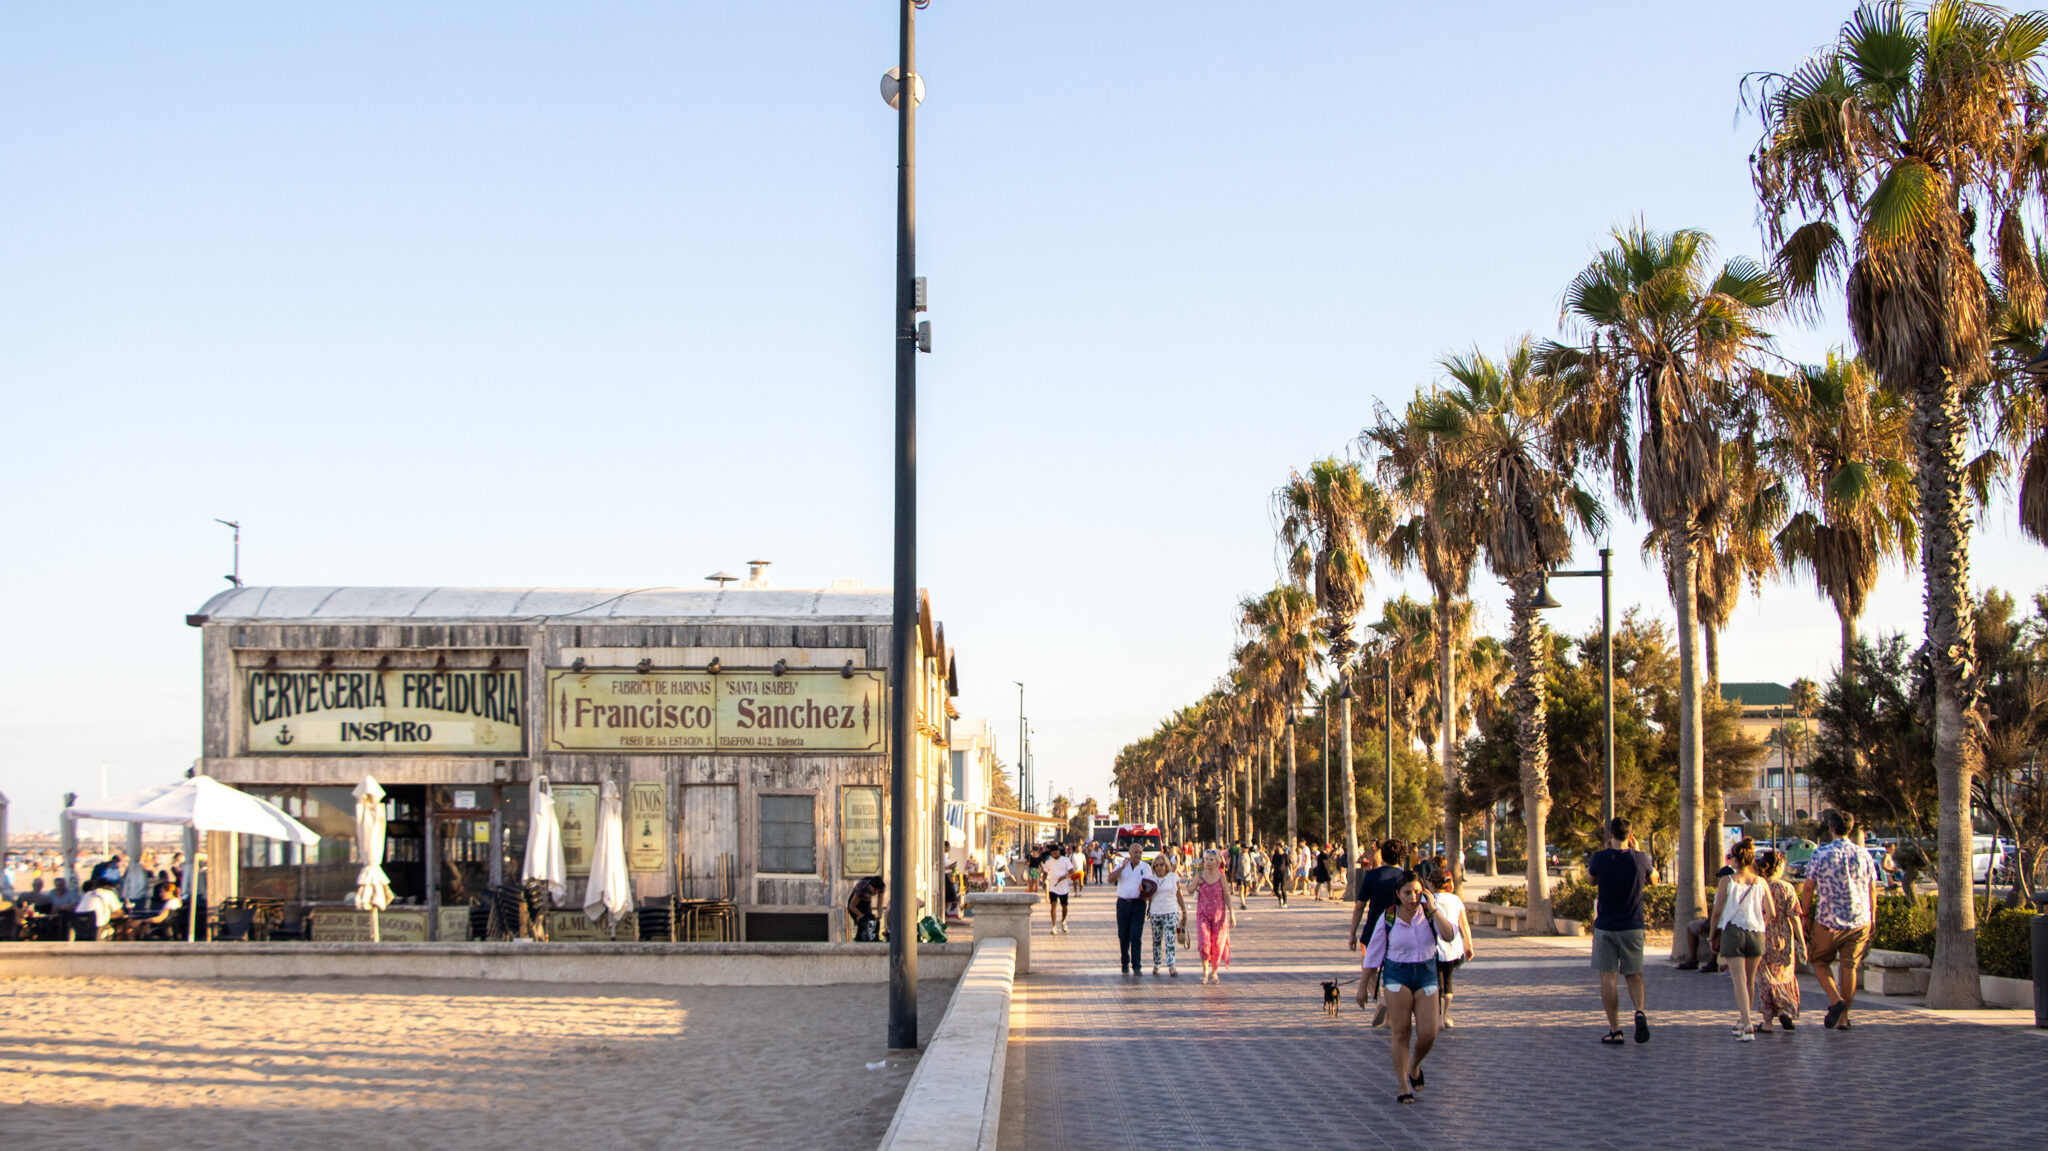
[0, 975, 951, 1150]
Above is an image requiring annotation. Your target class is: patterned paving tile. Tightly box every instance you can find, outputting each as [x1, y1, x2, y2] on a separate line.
[997, 881, 2048, 1151]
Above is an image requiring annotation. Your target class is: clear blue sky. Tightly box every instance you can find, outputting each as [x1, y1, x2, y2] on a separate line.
[4, 2, 2041, 831]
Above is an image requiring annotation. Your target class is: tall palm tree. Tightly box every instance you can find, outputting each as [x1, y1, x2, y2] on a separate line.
[1278, 458, 1395, 888]
[1547, 225, 1779, 952]
[1364, 390, 1487, 869]
[1749, 0, 2048, 1006]
[1763, 354, 1920, 673]
[1239, 584, 1323, 846]
[1417, 338, 1604, 932]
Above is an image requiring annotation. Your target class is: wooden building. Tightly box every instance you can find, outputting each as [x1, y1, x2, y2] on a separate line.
[186, 585, 959, 941]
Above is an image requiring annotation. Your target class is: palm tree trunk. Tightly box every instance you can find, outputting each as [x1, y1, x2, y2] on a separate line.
[1341, 672, 1359, 898]
[1437, 590, 1461, 873]
[1836, 603, 1857, 679]
[1245, 748, 1256, 842]
[1286, 723, 1298, 848]
[1484, 805, 1498, 876]
[1913, 383, 1984, 1008]
[1509, 570, 1554, 933]
[1669, 534, 1707, 960]
[1703, 618, 1724, 863]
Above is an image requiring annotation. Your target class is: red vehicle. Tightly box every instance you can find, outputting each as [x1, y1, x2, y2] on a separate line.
[1113, 823, 1163, 853]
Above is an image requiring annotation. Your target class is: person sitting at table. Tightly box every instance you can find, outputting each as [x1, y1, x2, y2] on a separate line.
[138, 881, 184, 938]
[75, 879, 122, 941]
[48, 877, 80, 913]
[23, 878, 49, 910]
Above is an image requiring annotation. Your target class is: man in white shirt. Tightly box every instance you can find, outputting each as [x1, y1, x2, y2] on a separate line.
[1108, 844, 1156, 975]
[1043, 848, 1075, 935]
[74, 880, 122, 941]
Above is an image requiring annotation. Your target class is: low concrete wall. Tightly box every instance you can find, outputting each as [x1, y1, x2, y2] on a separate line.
[0, 941, 973, 987]
[878, 937, 1014, 1151]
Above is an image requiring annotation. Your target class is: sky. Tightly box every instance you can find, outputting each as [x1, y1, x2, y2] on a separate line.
[4, 2, 2045, 832]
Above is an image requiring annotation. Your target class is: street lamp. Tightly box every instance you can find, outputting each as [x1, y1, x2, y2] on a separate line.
[883, 0, 935, 1052]
[1363, 654, 1395, 840]
[1536, 547, 1615, 831]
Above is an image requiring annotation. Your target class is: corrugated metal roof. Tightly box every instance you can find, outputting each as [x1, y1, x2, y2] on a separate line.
[192, 586, 898, 623]
[1720, 681, 1791, 707]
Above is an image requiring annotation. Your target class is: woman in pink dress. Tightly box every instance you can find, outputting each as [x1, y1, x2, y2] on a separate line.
[1195, 850, 1237, 983]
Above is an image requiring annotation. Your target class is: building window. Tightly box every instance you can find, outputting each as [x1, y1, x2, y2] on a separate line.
[951, 751, 967, 801]
[760, 794, 816, 874]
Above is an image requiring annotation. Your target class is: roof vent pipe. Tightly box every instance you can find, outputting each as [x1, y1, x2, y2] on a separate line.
[744, 559, 772, 589]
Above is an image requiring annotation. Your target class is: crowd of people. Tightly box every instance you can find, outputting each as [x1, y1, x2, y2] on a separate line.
[998, 805, 1881, 1105]
[1, 848, 191, 941]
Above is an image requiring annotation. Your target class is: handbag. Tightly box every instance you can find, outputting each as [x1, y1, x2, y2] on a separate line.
[1139, 878, 1158, 902]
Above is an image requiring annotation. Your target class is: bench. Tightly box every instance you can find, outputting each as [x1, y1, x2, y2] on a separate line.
[1471, 902, 1527, 932]
[1858, 948, 1930, 996]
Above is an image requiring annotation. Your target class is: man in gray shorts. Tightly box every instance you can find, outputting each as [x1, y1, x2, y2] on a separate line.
[1586, 817, 1656, 1045]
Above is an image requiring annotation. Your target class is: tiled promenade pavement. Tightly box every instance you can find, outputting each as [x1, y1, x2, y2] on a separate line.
[995, 878, 2047, 1151]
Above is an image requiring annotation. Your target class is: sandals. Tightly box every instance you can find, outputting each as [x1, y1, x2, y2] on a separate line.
[1779, 1013, 1797, 1031]
[1396, 1092, 1416, 1105]
[1601, 1029, 1628, 1045]
[1409, 1071, 1425, 1088]
[1634, 1010, 1650, 1044]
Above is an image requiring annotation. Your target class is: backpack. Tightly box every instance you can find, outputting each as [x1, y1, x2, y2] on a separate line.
[1368, 902, 1439, 950]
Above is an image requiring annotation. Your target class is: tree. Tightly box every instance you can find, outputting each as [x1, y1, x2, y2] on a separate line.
[1421, 337, 1604, 931]
[1804, 633, 1939, 888]
[1364, 385, 1486, 869]
[1749, 0, 2048, 1005]
[1278, 458, 1395, 886]
[1547, 224, 1780, 955]
[1239, 583, 1323, 847]
[1764, 354, 1920, 673]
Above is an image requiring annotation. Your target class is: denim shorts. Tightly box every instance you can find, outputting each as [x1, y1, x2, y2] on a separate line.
[1379, 958, 1439, 996]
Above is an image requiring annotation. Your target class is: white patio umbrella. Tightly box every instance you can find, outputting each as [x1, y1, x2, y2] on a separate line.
[66, 775, 319, 941]
[523, 776, 568, 907]
[582, 779, 632, 931]
[352, 777, 392, 942]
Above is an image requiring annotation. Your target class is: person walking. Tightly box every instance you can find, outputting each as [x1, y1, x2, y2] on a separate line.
[1587, 817, 1655, 1045]
[1312, 845, 1333, 901]
[1360, 871, 1459, 1104]
[1348, 839, 1409, 1026]
[1193, 850, 1235, 983]
[1708, 837, 1769, 1040]
[1750, 849, 1805, 1033]
[1148, 852, 1188, 977]
[1108, 842, 1155, 976]
[1802, 809, 1879, 1030]
[1231, 845, 1253, 910]
[1069, 842, 1087, 894]
[1432, 867, 1473, 1027]
[1269, 843, 1291, 907]
[1043, 845, 1075, 935]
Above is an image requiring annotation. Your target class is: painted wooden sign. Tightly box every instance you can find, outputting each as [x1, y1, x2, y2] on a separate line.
[243, 667, 525, 754]
[627, 782, 666, 872]
[545, 668, 886, 754]
[842, 786, 883, 875]
[554, 784, 598, 876]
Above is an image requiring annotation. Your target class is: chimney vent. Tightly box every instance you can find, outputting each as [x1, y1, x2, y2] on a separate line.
[743, 559, 772, 589]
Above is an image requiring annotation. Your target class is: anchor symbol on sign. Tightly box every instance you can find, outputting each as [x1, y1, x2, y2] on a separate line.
[275, 724, 295, 747]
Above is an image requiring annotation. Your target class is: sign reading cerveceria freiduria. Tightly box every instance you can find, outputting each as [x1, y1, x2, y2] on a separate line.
[243, 668, 525, 754]
[545, 668, 886, 754]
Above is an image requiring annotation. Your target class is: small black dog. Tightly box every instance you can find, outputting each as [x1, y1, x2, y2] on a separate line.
[1320, 977, 1355, 1017]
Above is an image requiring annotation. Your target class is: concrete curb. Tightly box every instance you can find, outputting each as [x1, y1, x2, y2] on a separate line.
[0, 941, 974, 987]
[878, 937, 1015, 1151]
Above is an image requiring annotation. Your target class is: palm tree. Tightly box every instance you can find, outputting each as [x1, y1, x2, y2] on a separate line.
[1278, 458, 1395, 889]
[1416, 338, 1604, 932]
[1749, 0, 2048, 1007]
[1239, 584, 1323, 847]
[1364, 388, 1486, 869]
[1547, 225, 1779, 953]
[1763, 354, 1920, 673]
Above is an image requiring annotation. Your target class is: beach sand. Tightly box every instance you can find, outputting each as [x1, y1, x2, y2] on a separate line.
[0, 974, 952, 1150]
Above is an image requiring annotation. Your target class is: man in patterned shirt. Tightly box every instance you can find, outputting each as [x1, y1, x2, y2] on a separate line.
[1801, 809, 1878, 1030]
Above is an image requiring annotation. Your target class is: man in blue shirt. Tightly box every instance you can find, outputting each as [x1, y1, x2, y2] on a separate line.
[1587, 817, 1656, 1045]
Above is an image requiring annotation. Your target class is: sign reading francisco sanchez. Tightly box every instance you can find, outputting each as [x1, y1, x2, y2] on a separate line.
[545, 667, 886, 754]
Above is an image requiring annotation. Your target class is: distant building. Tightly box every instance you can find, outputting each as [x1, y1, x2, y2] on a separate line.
[1718, 682, 1815, 829]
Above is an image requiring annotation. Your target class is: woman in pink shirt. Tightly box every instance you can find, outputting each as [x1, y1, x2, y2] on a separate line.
[1360, 871, 1460, 1104]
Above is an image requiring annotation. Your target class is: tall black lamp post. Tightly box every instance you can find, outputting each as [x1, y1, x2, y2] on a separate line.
[883, 0, 933, 1052]
[1537, 547, 1615, 830]
[1364, 655, 1395, 840]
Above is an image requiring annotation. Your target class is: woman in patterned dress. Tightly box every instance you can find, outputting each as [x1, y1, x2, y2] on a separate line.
[1195, 851, 1237, 983]
[1752, 849, 1805, 1032]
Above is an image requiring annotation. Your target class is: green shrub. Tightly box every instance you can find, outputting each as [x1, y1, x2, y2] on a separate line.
[1488, 883, 1528, 907]
[1977, 907, 2036, 980]
[1643, 884, 1676, 930]
[1872, 894, 1935, 957]
[1551, 880, 1596, 922]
